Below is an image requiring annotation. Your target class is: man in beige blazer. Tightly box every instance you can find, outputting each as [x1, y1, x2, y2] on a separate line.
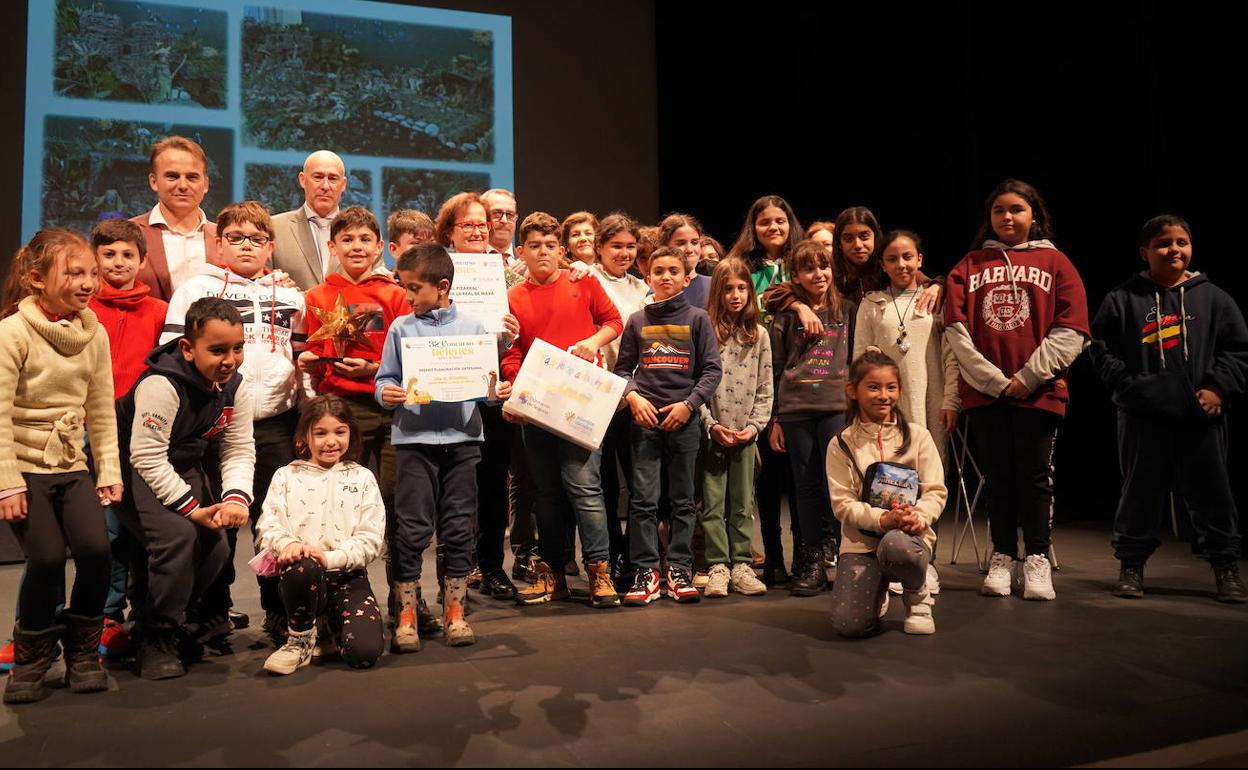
[271, 151, 360, 291]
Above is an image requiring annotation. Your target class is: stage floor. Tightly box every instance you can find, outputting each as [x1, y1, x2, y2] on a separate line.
[1, 522, 1247, 767]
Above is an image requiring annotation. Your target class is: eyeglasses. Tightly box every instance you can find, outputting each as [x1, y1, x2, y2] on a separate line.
[489, 211, 518, 223]
[222, 233, 272, 247]
[455, 221, 489, 232]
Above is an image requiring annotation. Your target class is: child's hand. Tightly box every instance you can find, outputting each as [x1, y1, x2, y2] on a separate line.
[710, 423, 737, 447]
[794, 302, 822, 337]
[1197, 388, 1223, 417]
[733, 426, 757, 444]
[570, 338, 600, 362]
[916, 283, 944, 315]
[501, 313, 520, 345]
[502, 410, 526, 424]
[659, 401, 692, 432]
[272, 271, 299, 290]
[188, 505, 222, 530]
[303, 545, 329, 568]
[331, 357, 374, 379]
[626, 392, 659, 428]
[901, 515, 926, 536]
[566, 262, 592, 282]
[278, 542, 308, 565]
[96, 484, 123, 506]
[215, 502, 250, 529]
[0, 491, 28, 522]
[1003, 377, 1030, 400]
[495, 379, 513, 401]
[769, 422, 786, 453]
[941, 409, 959, 434]
[297, 351, 326, 374]
[381, 384, 407, 406]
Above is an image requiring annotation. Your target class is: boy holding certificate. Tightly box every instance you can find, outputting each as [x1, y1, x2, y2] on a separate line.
[375, 243, 513, 651]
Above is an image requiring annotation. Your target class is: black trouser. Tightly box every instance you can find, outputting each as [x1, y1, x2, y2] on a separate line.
[113, 466, 229, 631]
[781, 415, 846, 549]
[1112, 411, 1241, 566]
[756, 439, 799, 565]
[279, 558, 383, 669]
[203, 410, 295, 619]
[600, 407, 634, 568]
[394, 443, 480, 581]
[509, 430, 538, 559]
[9, 472, 110, 631]
[966, 403, 1059, 559]
[476, 404, 511, 574]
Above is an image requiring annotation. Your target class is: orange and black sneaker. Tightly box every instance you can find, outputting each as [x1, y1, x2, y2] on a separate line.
[586, 561, 621, 609]
[515, 560, 569, 605]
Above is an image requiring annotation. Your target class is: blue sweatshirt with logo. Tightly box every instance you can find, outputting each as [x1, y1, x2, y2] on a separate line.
[613, 293, 722, 412]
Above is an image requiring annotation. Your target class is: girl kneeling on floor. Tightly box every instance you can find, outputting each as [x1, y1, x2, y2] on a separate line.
[826, 352, 947, 637]
[257, 395, 386, 674]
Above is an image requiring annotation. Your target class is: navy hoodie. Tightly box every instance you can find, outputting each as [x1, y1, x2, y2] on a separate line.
[614, 293, 722, 412]
[1090, 272, 1248, 421]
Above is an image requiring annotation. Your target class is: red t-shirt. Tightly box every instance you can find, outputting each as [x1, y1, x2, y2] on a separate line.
[502, 272, 624, 382]
[88, 281, 168, 400]
[304, 273, 409, 395]
[944, 245, 1089, 416]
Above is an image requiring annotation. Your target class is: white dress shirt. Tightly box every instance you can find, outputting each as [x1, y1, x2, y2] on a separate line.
[149, 204, 208, 293]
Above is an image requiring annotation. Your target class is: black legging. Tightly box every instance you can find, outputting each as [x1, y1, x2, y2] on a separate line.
[10, 472, 110, 631]
[279, 558, 383, 669]
[756, 440, 800, 565]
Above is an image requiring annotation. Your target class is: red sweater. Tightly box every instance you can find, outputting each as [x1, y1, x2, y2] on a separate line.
[304, 273, 409, 395]
[88, 281, 168, 400]
[944, 244, 1089, 416]
[502, 273, 624, 382]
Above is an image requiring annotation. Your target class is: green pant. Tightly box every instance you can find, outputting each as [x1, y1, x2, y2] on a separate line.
[700, 441, 756, 565]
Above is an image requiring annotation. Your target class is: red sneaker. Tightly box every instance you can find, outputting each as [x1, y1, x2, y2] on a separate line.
[623, 568, 661, 606]
[99, 618, 136, 658]
[664, 567, 702, 603]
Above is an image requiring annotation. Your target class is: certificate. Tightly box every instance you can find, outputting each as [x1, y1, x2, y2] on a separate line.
[400, 334, 498, 403]
[502, 338, 627, 450]
[448, 253, 509, 333]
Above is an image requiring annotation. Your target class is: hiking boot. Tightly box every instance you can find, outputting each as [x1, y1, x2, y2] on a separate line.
[442, 577, 476, 647]
[730, 563, 767, 595]
[511, 554, 539, 584]
[623, 568, 661, 606]
[515, 560, 569, 605]
[789, 545, 826, 596]
[587, 561, 621, 608]
[704, 564, 731, 598]
[1113, 561, 1145, 599]
[390, 581, 422, 653]
[4, 624, 64, 704]
[1214, 563, 1248, 604]
[264, 627, 316, 675]
[664, 566, 701, 603]
[61, 614, 108, 694]
[137, 626, 185, 681]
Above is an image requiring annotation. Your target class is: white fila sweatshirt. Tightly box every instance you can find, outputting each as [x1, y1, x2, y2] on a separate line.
[256, 460, 386, 572]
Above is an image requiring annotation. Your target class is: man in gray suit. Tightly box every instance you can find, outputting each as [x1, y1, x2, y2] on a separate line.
[270, 150, 350, 291]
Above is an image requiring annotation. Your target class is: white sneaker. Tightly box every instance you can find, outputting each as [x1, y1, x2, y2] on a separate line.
[903, 589, 936, 635]
[704, 564, 730, 598]
[1022, 554, 1056, 601]
[264, 627, 316, 675]
[981, 553, 1015, 597]
[730, 563, 767, 595]
[692, 571, 710, 589]
[888, 582, 903, 596]
[926, 563, 941, 595]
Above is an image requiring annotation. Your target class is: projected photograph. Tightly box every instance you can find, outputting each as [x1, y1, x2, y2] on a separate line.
[53, 0, 227, 107]
[244, 163, 372, 214]
[242, 7, 495, 162]
[382, 168, 492, 220]
[40, 116, 233, 233]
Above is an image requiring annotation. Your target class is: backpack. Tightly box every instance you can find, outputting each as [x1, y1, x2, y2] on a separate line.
[835, 431, 920, 537]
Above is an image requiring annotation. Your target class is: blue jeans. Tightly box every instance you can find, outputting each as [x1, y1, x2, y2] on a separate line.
[781, 415, 846, 548]
[628, 418, 701, 571]
[522, 424, 610, 567]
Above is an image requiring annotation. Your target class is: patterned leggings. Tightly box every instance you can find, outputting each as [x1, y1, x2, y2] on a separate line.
[279, 559, 384, 669]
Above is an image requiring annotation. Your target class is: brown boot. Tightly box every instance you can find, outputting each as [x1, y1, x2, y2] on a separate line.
[442, 577, 476, 647]
[587, 561, 621, 609]
[390, 581, 421, 653]
[61, 614, 108, 694]
[514, 560, 569, 605]
[4, 623, 64, 704]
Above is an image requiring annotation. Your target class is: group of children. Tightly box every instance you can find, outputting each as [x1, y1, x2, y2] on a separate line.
[1, 170, 1245, 705]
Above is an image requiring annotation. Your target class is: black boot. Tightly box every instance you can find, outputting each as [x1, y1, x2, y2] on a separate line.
[480, 569, 517, 600]
[762, 556, 789, 588]
[137, 626, 185, 680]
[790, 545, 827, 597]
[1113, 561, 1145, 599]
[61, 614, 108, 694]
[3, 623, 64, 704]
[1214, 563, 1248, 604]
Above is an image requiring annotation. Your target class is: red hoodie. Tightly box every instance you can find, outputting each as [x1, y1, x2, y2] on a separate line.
[304, 272, 409, 395]
[88, 281, 168, 400]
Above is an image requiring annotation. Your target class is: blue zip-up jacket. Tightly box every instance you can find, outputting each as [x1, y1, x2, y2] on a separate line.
[374, 303, 494, 445]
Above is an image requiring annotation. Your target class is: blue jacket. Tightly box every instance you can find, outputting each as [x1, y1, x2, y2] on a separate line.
[375, 303, 492, 445]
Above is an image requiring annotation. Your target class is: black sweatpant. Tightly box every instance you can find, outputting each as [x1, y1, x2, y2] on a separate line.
[476, 404, 511, 574]
[756, 440, 799, 565]
[113, 466, 229, 631]
[279, 558, 383, 669]
[1112, 411, 1241, 565]
[394, 443, 480, 581]
[9, 472, 110, 631]
[966, 403, 1060, 559]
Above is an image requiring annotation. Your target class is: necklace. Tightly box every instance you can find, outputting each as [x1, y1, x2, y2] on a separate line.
[888, 285, 918, 354]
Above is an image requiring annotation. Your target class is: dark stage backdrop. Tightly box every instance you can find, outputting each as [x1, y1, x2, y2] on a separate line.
[655, 2, 1247, 523]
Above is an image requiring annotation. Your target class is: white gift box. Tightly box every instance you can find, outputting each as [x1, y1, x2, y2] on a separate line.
[502, 338, 627, 451]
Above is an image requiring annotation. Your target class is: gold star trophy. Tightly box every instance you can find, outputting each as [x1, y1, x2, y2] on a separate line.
[306, 294, 377, 359]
